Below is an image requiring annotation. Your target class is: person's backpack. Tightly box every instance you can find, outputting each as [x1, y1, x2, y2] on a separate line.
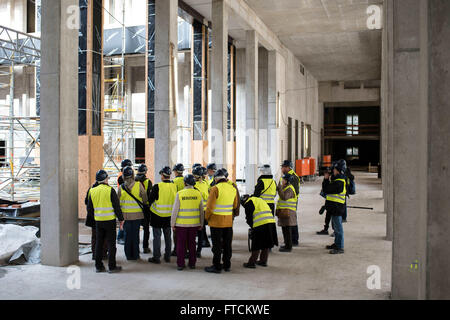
[347, 177, 356, 195]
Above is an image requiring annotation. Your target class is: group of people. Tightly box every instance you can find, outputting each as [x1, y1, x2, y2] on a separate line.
[85, 157, 350, 274]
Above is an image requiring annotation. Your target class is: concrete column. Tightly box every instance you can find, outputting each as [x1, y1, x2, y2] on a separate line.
[391, 0, 450, 299]
[267, 50, 278, 172]
[40, 0, 79, 266]
[258, 47, 268, 166]
[381, 0, 394, 240]
[210, 0, 228, 168]
[245, 30, 258, 192]
[154, 0, 177, 182]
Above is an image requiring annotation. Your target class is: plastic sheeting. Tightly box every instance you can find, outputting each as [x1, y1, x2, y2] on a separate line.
[0, 225, 40, 266]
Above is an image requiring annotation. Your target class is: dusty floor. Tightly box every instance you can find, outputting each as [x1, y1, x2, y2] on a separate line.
[0, 172, 391, 300]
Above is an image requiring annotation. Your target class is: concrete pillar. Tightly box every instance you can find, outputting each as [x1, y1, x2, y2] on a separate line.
[154, 0, 177, 182]
[210, 0, 228, 168]
[245, 30, 258, 192]
[381, 0, 394, 240]
[267, 50, 279, 173]
[40, 0, 79, 266]
[391, 0, 450, 299]
[258, 47, 268, 165]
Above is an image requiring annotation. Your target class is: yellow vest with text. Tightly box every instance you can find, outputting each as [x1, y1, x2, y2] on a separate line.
[213, 182, 236, 216]
[326, 178, 347, 204]
[276, 184, 297, 213]
[120, 182, 143, 215]
[195, 180, 209, 207]
[173, 176, 185, 192]
[176, 188, 202, 225]
[247, 197, 276, 228]
[90, 184, 116, 221]
[259, 178, 276, 204]
[150, 182, 177, 217]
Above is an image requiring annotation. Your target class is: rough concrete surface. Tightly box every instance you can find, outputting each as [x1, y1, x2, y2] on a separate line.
[0, 172, 391, 300]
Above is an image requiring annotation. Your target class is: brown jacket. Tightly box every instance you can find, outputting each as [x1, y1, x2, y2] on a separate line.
[117, 177, 148, 221]
[205, 180, 239, 228]
[276, 181, 298, 227]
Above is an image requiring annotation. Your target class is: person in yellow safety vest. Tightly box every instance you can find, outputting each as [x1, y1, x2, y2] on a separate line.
[171, 174, 205, 270]
[135, 164, 153, 254]
[87, 170, 124, 273]
[280, 160, 300, 246]
[323, 160, 347, 254]
[206, 163, 217, 188]
[241, 195, 278, 269]
[276, 173, 298, 253]
[117, 159, 132, 245]
[117, 166, 148, 261]
[253, 164, 277, 215]
[172, 163, 185, 192]
[204, 169, 239, 274]
[148, 166, 178, 264]
[193, 166, 210, 257]
[171, 163, 186, 257]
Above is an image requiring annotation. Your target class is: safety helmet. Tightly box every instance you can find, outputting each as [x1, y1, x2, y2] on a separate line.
[281, 160, 293, 168]
[221, 168, 229, 178]
[214, 169, 226, 179]
[123, 166, 134, 178]
[192, 163, 202, 169]
[159, 166, 172, 177]
[173, 163, 185, 173]
[121, 159, 132, 169]
[259, 164, 272, 175]
[96, 170, 108, 182]
[192, 166, 204, 177]
[207, 163, 217, 171]
[137, 164, 148, 174]
[333, 159, 347, 174]
[282, 173, 293, 183]
[201, 167, 207, 176]
[183, 174, 196, 186]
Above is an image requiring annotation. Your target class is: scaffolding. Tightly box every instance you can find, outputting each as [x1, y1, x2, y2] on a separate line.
[0, 25, 40, 202]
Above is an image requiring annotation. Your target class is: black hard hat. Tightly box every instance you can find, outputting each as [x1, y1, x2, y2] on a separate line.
[281, 160, 293, 168]
[192, 166, 203, 177]
[159, 166, 172, 177]
[137, 164, 148, 174]
[333, 159, 347, 174]
[207, 163, 217, 171]
[214, 168, 226, 179]
[96, 170, 108, 182]
[282, 173, 293, 182]
[192, 163, 202, 169]
[173, 163, 185, 173]
[121, 159, 132, 169]
[123, 166, 134, 178]
[240, 194, 250, 206]
[221, 168, 229, 178]
[184, 174, 196, 186]
[201, 167, 207, 176]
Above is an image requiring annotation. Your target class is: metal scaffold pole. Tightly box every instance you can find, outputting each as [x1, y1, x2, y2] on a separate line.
[9, 60, 14, 201]
[120, 0, 126, 158]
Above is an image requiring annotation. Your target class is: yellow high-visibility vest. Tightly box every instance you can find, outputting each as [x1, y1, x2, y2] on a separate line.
[246, 197, 276, 228]
[213, 182, 236, 216]
[90, 184, 116, 221]
[176, 188, 202, 225]
[150, 181, 177, 217]
[326, 178, 347, 204]
[195, 180, 209, 207]
[276, 184, 297, 213]
[207, 176, 214, 189]
[259, 178, 276, 204]
[120, 182, 143, 215]
[173, 176, 185, 192]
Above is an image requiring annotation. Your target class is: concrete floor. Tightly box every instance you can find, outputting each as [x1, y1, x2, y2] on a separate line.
[0, 172, 391, 300]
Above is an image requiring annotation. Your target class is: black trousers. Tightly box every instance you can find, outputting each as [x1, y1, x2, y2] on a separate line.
[324, 211, 332, 231]
[248, 248, 269, 264]
[210, 227, 233, 270]
[281, 226, 293, 250]
[91, 226, 108, 260]
[95, 220, 117, 270]
[292, 225, 299, 245]
[142, 214, 150, 249]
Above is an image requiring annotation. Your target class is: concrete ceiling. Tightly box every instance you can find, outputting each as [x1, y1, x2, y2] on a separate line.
[183, 0, 383, 81]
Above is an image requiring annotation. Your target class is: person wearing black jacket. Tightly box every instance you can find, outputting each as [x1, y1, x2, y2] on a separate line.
[85, 181, 108, 260]
[135, 164, 153, 254]
[87, 170, 125, 273]
[253, 165, 277, 216]
[322, 161, 346, 254]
